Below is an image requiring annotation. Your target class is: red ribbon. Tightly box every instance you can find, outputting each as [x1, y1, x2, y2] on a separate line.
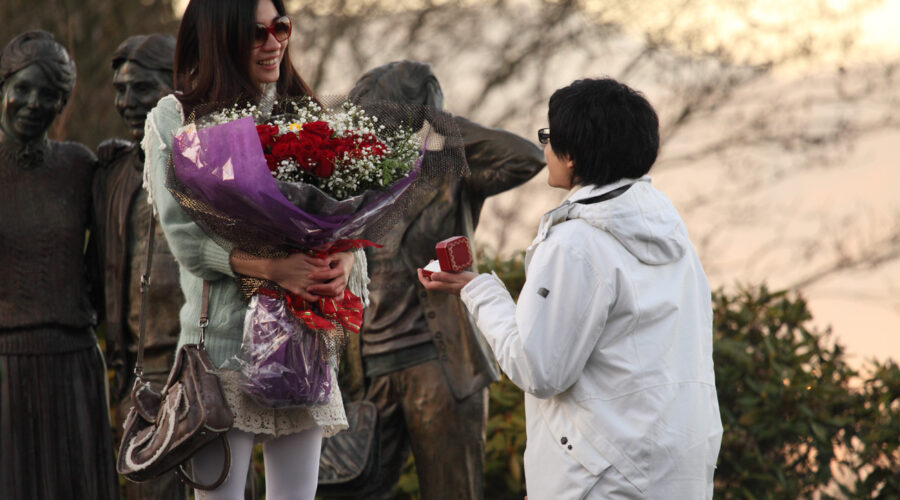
[259, 239, 380, 333]
[311, 239, 380, 258]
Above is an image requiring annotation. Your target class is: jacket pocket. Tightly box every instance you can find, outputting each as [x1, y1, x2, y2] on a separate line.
[537, 398, 611, 475]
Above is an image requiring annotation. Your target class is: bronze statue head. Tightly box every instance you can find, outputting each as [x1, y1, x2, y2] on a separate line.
[0, 30, 75, 145]
[349, 60, 448, 135]
[111, 34, 176, 141]
[349, 60, 444, 110]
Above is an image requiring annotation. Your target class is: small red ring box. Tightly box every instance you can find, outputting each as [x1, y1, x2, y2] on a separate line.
[422, 236, 473, 278]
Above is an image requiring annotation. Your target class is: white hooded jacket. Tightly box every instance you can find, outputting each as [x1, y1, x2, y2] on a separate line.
[461, 176, 722, 499]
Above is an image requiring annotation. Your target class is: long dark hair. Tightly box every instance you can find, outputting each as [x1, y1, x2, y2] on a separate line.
[174, 0, 315, 116]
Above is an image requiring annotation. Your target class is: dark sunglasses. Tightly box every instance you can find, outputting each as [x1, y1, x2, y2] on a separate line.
[254, 16, 292, 47]
[537, 128, 550, 144]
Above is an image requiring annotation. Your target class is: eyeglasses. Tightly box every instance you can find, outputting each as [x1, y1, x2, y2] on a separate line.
[537, 128, 550, 144]
[254, 16, 292, 47]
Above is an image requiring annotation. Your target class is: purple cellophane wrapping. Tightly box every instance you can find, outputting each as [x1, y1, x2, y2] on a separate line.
[171, 116, 420, 251]
[238, 293, 332, 408]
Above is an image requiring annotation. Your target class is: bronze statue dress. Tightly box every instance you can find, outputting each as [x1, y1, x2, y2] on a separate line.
[0, 138, 119, 499]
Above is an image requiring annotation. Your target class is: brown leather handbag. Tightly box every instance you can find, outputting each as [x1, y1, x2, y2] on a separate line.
[116, 217, 234, 490]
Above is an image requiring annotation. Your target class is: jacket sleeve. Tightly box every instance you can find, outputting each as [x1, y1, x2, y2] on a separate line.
[143, 97, 235, 281]
[461, 239, 612, 398]
[456, 117, 545, 199]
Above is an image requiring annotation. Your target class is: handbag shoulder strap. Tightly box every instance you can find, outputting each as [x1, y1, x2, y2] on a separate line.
[134, 215, 210, 380]
[199, 279, 210, 347]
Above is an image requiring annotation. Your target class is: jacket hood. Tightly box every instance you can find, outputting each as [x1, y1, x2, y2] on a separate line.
[566, 177, 687, 265]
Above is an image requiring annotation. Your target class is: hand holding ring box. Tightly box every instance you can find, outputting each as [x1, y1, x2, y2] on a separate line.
[422, 236, 473, 278]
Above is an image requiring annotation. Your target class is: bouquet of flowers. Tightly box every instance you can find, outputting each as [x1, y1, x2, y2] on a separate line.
[166, 96, 465, 407]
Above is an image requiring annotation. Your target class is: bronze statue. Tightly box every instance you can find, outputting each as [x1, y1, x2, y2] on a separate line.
[91, 33, 186, 500]
[335, 60, 545, 499]
[0, 30, 119, 499]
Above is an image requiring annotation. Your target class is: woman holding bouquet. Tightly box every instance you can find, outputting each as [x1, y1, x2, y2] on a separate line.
[143, 0, 358, 497]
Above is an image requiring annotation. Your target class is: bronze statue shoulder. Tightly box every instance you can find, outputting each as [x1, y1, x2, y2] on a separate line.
[52, 139, 99, 173]
[96, 138, 137, 168]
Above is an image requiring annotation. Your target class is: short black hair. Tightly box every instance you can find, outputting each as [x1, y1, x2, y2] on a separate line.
[548, 78, 659, 187]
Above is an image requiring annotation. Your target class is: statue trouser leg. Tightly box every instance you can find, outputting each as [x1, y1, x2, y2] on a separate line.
[362, 358, 488, 500]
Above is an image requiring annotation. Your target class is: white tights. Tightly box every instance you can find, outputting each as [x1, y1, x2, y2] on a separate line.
[190, 427, 324, 500]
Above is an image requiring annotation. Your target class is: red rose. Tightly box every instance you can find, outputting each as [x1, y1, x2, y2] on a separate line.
[264, 153, 278, 172]
[333, 143, 350, 160]
[302, 121, 332, 139]
[299, 133, 322, 148]
[367, 142, 387, 157]
[313, 149, 336, 178]
[271, 142, 291, 161]
[322, 137, 349, 157]
[358, 134, 387, 156]
[271, 133, 300, 161]
[256, 124, 279, 152]
[337, 134, 363, 159]
[295, 135, 323, 170]
[287, 141, 303, 162]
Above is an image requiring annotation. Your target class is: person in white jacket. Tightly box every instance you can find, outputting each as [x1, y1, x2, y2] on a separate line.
[418, 78, 723, 499]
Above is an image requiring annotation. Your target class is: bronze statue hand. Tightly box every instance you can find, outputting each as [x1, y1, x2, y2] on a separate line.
[96, 138, 133, 165]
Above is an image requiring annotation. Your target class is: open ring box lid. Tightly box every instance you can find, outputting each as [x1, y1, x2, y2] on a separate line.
[422, 236, 473, 278]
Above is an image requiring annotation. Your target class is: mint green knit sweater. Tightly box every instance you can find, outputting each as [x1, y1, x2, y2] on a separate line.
[143, 95, 367, 368]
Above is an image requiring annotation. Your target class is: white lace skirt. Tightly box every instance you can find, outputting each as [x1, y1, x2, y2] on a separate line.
[216, 367, 348, 442]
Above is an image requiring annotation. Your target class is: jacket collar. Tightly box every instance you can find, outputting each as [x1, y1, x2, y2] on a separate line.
[566, 176, 649, 204]
[525, 176, 650, 268]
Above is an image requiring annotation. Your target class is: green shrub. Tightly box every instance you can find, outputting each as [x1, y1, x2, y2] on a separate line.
[712, 285, 900, 498]
[830, 358, 900, 498]
[483, 374, 527, 499]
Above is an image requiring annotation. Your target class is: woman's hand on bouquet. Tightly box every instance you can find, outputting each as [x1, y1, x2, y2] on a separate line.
[307, 251, 355, 298]
[416, 265, 478, 296]
[230, 250, 331, 303]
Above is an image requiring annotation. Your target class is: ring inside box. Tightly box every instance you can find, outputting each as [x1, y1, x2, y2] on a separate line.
[421, 260, 442, 278]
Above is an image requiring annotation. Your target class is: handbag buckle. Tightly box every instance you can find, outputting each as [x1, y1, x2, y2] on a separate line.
[198, 318, 209, 346]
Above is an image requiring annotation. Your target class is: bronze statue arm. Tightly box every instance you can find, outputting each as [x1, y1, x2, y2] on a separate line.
[456, 116, 545, 199]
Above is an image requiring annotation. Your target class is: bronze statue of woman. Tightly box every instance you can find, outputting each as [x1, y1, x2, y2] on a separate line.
[0, 30, 119, 499]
